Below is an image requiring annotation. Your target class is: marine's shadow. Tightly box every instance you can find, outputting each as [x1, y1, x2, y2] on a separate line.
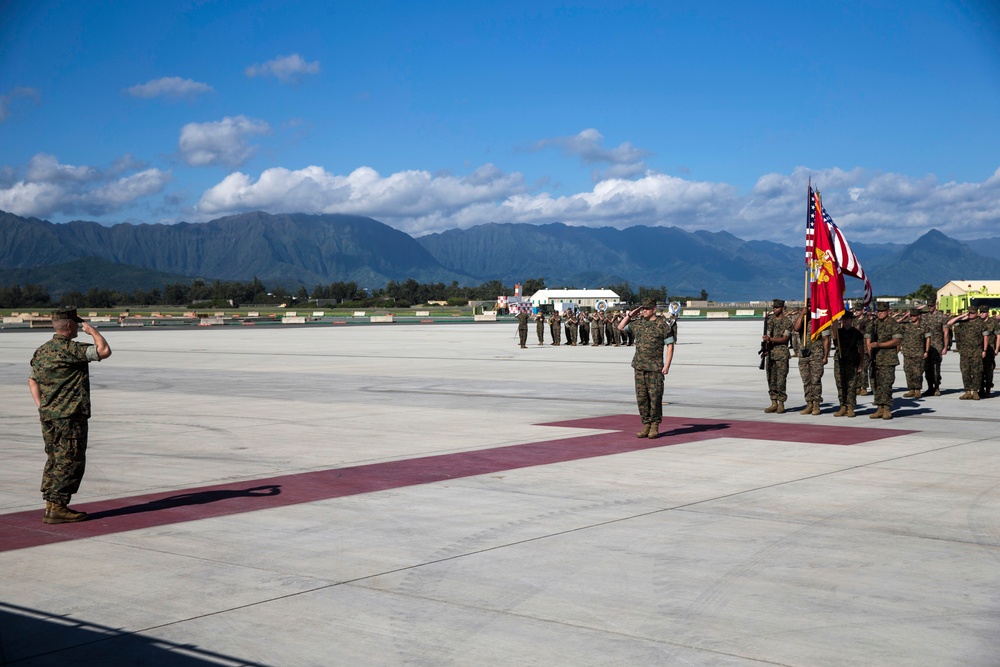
[86, 485, 281, 520]
[660, 422, 730, 438]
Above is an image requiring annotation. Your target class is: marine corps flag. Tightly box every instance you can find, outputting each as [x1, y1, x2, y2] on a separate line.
[806, 186, 845, 339]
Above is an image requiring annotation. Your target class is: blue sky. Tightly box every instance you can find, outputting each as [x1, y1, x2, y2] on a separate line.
[2, 0, 999, 243]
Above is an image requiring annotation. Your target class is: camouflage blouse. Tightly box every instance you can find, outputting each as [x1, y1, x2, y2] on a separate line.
[29, 334, 100, 420]
[630, 317, 674, 371]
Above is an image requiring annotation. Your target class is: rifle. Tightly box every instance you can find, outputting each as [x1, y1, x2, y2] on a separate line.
[759, 314, 771, 370]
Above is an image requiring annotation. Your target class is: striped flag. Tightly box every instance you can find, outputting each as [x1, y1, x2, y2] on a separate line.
[806, 185, 873, 308]
[807, 187, 845, 339]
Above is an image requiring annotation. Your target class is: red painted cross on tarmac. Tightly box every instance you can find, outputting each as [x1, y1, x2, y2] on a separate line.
[0, 415, 912, 553]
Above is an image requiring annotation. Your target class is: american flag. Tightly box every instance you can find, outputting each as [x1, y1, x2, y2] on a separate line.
[806, 185, 873, 307]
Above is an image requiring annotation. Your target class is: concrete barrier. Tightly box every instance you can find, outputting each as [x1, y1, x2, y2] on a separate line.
[199, 317, 225, 326]
[370, 315, 394, 323]
[354, 311, 366, 317]
[707, 311, 730, 319]
[474, 311, 498, 322]
[415, 311, 430, 317]
[281, 316, 307, 324]
[312, 311, 325, 317]
[682, 310, 701, 317]
[735, 309, 757, 317]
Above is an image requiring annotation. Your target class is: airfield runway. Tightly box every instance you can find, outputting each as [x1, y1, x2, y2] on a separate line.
[2, 320, 999, 666]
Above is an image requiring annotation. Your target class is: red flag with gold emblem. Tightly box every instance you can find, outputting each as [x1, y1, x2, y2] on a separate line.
[807, 187, 845, 339]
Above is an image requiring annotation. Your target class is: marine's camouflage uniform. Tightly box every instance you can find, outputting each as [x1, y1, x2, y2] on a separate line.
[591, 314, 603, 346]
[631, 317, 674, 426]
[981, 316, 997, 396]
[952, 317, 985, 392]
[29, 334, 101, 505]
[798, 329, 829, 405]
[899, 319, 929, 393]
[535, 313, 545, 344]
[865, 316, 902, 409]
[517, 310, 529, 347]
[765, 314, 794, 403]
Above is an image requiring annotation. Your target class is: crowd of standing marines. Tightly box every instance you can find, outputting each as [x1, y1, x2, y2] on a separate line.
[762, 299, 1000, 420]
[515, 308, 653, 348]
[516, 297, 999, 426]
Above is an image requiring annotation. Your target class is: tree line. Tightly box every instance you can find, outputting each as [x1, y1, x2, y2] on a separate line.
[0, 276, 705, 309]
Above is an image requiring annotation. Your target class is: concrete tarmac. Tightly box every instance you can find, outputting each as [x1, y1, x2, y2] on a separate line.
[2, 321, 999, 666]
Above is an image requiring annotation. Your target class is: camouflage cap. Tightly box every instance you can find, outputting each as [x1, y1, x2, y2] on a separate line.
[909, 309, 922, 317]
[772, 299, 785, 308]
[641, 298, 657, 310]
[876, 302, 890, 312]
[980, 305, 991, 313]
[51, 307, 84, 322]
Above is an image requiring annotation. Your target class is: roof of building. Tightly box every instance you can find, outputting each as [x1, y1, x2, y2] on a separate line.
[529, 289, 621, 300]
[937, 280, 1000, 296]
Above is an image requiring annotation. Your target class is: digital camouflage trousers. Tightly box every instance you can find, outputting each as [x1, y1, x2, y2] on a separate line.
[634, 369, 665, 425]
[40, 417, 88, 505]
[872, 364, 896, 408]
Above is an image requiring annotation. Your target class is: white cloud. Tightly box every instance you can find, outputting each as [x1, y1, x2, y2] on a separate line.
[531, 128, 651, 181]
[125, 77, 213, 99]
[196, 164, 526, 234]
[178, 116, 270, 167]
[0, 154, 170, 218]
[193, 161, 1000, 243]
[0, 87, 40, 122]
[245, 54, 320, 84]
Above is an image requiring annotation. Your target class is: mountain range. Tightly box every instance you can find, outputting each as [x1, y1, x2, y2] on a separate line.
[2, 210, 998, 301]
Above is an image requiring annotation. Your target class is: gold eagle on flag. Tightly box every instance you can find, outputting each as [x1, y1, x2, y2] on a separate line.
[813, 247, 835, 284]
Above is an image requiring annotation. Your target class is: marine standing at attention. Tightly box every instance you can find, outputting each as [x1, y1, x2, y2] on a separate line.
[832, 312, 864, 417]
[762, 299, 793, 414]
[899, 309, 930, 398]
[865, 302, 902, 419]
[793, 308, 830, 415]
[28, 307, 112, 524]
[516, 309, 529, 348]
[535, 312, 545, 345]
[619, 299, 674, 440]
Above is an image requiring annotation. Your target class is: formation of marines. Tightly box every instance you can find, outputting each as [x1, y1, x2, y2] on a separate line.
[760, 299, 999, 420]
[526, 309, 652, 348]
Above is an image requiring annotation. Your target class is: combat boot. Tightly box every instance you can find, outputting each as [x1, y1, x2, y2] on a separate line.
[764, 400, 778, 413]
[857, 387, 868, 396]
[775, 402, 785, 414]
[882, 407, 893, 420]
[869, 406, 884, 419]
[834, 406, 847, 417]
[811, 402, 821, 416]
[43, 502, 87, 524]
[636, 423, 651, 439]
[799, 402, 813, 415]
[959, 390, 971, 400]
[972, 391, 981, 401]
[647, 422, 659, 439]
[846, 406, 856, 418]
[934, 388, 941, 396]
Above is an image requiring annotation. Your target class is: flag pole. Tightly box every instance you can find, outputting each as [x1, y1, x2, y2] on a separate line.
[803, 178, 811, 348]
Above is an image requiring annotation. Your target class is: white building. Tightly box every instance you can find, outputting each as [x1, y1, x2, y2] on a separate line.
[528, 289, 621, 311]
